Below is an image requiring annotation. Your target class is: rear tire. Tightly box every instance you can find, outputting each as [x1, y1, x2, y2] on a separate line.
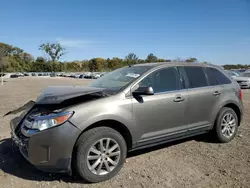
[214, 107, 238, 143]
[74, 127, 127, 183]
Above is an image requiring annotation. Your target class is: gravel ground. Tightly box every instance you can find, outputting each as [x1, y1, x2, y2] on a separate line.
[0, 77, 250, 188]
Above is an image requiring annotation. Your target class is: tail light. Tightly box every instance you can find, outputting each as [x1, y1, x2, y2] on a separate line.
[239, 89, 242, 101]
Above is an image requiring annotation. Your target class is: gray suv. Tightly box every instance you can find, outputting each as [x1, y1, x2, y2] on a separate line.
[10, 62, 243, 183]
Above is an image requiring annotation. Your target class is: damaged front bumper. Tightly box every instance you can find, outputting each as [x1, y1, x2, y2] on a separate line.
[7, 86, 108, 174]
[10, 113, 81, 174]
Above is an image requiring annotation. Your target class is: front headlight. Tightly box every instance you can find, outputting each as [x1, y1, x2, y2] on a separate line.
[30, 111, 73, 131]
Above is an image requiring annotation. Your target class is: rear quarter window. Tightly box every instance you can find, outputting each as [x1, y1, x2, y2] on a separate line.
[208, 67, 231, 85]
[204, 68, 219, 86]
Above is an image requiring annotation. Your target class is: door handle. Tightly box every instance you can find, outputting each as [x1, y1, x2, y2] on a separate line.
[173, 96, 185, 102]
[213, 91, 221, 96]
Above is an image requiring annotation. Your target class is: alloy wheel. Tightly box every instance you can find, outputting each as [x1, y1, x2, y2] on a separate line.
[221, 113, 236, 138]
[87, 138, 121, 175]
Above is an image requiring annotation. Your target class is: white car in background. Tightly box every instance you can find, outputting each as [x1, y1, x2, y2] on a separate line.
[16, 72, 24, 77]
[92, 72, 101, 79]
[234, 71, 250, 89]
[74, 74, 81, 78]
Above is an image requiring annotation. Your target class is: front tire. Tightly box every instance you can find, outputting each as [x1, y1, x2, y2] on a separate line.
[74, 127, 127, 183]
[214, 107, 238, 143]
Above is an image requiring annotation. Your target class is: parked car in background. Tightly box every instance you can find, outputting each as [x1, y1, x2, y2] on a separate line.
[100, 72, 108, 77]
[84, 72, 93, 79]
[226, 70, 239, 78]
[238, 69, 247, 73]
[79, 74, 86, 79]
[64, 73, 71, 77]
[16, 73, 24, 77]
[68, 73, 75, 78]
[234, 71, 250, 89]
[74, 73, 82, 78]
[10, 74, 19, 78]
[92, 72, 101, 79]
[10, 62, 243, 183]
[1, 73, 11, 78]
[50, 72, 56, 77]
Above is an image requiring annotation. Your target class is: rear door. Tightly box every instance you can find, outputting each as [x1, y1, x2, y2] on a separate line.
[181, 66, 219, 133]
[205, 67, 234, 120]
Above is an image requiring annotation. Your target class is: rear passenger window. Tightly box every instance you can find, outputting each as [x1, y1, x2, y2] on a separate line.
[205, 68, 218, 86]
[208, 68, 231, 85]
[184, 67, 208, 88]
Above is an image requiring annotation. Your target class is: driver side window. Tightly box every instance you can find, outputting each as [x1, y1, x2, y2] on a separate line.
[138, 67, 180, 93]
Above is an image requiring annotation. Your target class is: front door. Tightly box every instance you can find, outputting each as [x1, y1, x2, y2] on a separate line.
[131, 67, 188, 144]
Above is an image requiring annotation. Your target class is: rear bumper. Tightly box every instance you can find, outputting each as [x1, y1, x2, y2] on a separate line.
[11, 119, 81, 173]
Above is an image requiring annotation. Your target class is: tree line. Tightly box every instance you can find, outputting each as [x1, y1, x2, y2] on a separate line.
[0, 42, 248, 73]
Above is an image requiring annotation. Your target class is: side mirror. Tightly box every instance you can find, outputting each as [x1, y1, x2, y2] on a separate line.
[132, 86, 154, 96]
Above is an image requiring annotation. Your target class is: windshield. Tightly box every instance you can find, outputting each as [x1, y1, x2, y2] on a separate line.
[240, 72, 250, 77]
[88, 66, 152, 91]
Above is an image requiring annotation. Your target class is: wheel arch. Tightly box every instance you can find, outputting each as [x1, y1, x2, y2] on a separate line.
[71, 119, 133, 175]
[213, 102, 242, 129]
[73, 119, 133, 152]
[223, 103, 242, 125]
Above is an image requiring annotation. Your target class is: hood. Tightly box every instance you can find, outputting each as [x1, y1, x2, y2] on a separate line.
[234, 77, 250, 82]
[36, 86, 106, 104]
[3, 86, 107, 117]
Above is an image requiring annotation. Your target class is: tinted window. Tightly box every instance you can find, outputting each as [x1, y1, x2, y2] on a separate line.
[209, 68, 231, 85]
[139, 67, 180, 93]
[184, 67, 208, 88]
[205, 68, 218, 86]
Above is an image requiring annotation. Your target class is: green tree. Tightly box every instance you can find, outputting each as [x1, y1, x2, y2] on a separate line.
[80, 60, 89, 71]
[0, 42, 23, 57]
[0, 48, 4, 66]
[39, 43, 66, 62]
[36, 56, 46, 63]
[157, 58, 166, 62]
[137, 59, 146, 64]
[88, 58, 105, 72]
[20, 52, 34, 63]
[107, 58, 115, 70]
[146, 53, 158, 63]
[185, 57, 197, 62]
[125, 53, 138, 65]
[3, 41, 250, 73]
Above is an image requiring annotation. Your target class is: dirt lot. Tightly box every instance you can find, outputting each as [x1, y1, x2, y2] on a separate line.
[0, 77, 250, 188]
